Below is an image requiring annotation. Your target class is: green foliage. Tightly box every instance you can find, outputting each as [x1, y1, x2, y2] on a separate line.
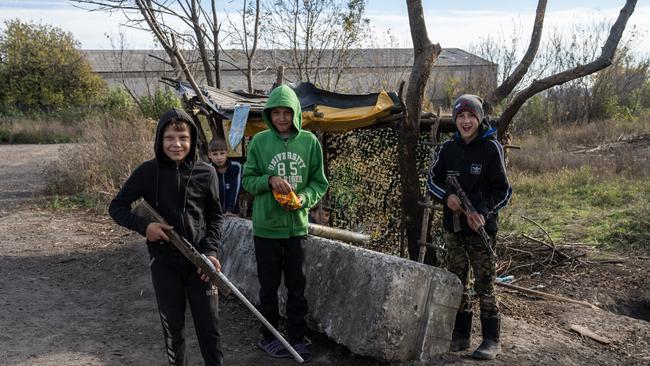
[48, 193, 97, 210]
[138, 88, 181, 120]
[443, 77, 461, 107]
[0, 19, 107, 114]
[103, 87, 135, 115]
[513, 94, 549, 135]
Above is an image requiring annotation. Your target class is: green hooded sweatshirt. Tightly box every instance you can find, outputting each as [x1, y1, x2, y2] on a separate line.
[242, 85, 329, 238]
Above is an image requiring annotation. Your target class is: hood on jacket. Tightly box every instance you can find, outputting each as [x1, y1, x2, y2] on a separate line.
[262, 85, 303, 136]
[453, 120, 496, 145]
[154, 108, 198, 164]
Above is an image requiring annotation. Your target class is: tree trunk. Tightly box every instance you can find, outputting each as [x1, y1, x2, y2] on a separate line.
[402, 0, 441, 260]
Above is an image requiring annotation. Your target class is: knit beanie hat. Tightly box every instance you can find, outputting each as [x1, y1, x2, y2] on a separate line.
[452, 94, 484, 123]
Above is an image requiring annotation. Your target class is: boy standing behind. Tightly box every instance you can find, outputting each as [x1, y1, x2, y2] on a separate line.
[208, 138, 242, 216]
[109, 108, 224, 366]
[243, 85, 329, 362]
[427, 94, 512, 360]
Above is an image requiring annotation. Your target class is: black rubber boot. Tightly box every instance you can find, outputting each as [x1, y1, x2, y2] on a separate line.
[472, 315, 501, 360]
[450, 311, 472, 352]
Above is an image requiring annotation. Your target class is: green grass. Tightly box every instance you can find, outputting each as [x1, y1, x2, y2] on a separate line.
[502, 167, 650, 251]
[47, 193, 98, 210]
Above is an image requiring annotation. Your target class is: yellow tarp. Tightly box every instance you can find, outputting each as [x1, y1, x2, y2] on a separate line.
[231, 90, 394, 137]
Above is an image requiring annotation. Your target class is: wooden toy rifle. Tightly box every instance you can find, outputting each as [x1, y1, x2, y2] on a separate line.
[132, 200, 305, 363]
[445, 176, 496, 259]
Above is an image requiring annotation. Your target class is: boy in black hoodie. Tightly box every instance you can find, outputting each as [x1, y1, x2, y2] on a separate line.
[109, 108, 224, 366]
[427, 95, 512, 360]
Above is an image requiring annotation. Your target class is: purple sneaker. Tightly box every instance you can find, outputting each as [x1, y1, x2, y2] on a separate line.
[257, 338, 290, 358]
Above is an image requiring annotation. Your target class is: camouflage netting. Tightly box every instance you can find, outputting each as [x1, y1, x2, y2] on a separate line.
[325, 127, 448, 256]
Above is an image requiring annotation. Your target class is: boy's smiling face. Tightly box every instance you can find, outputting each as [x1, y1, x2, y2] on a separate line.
[270, 107, 294, 133]
[162, 124, 191, 164]
[455, 111, 480, 143]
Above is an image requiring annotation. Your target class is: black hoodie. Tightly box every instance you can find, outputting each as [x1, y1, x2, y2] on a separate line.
[108, 108, 223, 257]
[426, 122, 512, 235]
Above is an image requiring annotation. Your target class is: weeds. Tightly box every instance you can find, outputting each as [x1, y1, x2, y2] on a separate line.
[0, 119, 83, 144]
[44, 115, 154, 211]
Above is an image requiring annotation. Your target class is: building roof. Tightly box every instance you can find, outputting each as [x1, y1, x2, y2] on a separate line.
[82, 48, 495, 74]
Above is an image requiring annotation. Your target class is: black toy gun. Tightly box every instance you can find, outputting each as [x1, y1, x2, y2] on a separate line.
[445, 176, 496, 259]
[132, 200, 305, 363]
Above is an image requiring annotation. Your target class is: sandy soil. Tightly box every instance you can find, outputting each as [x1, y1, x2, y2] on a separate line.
[0, 144, 648, 366]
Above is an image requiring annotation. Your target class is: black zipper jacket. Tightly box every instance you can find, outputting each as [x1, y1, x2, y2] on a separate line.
[427, 123, 512, 235]
[108, 108, 223, 257]
[212, 160, 242, 214]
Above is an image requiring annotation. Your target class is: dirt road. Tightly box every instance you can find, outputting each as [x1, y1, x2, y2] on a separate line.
[0, 144, 648, 366]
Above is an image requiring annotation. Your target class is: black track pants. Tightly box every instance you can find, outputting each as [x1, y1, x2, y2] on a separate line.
[149, 245, 223, 366]
[253, 236, 308, 344]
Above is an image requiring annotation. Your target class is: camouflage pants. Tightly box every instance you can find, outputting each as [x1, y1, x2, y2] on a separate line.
[444, 231, 499, 317]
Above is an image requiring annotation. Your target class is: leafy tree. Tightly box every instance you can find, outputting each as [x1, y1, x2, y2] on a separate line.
[138, 88, 181, 120]
[0, 20, 106, 114]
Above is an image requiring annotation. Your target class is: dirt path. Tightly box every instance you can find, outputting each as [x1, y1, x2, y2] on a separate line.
[0, 144, 648, 366]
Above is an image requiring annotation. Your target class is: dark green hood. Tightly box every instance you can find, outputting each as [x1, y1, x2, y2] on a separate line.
[262, 85, 303, 135]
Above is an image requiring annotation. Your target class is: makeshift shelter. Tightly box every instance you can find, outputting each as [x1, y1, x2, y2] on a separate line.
[165, 79, 453, 157]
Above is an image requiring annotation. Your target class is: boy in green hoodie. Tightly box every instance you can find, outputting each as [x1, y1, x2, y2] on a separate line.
[243, 85, 329, 361]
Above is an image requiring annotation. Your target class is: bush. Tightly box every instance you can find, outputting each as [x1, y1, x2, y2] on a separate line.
[103, 87, 136, 115]
[45, 115, 155, 209]
[0, 19, 107, 114]
[138, 88, 181, 120]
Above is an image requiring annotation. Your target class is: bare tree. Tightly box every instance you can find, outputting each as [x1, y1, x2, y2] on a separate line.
[402, 0, 637, 260]
[487, 0, 637, 140]
[261, 0, 370, 91]
[72, 0, 223, 87]
[227, 0, 262, 93]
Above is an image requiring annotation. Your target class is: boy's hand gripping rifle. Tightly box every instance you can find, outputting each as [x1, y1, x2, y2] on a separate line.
[132, 200, 305, 364]
[445, 176, 496, 259]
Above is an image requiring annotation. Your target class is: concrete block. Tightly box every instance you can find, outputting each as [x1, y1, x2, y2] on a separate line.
[219, 218, 462, 362]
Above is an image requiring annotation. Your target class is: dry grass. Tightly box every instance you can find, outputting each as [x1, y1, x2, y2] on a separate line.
[508, 116, 650, 178]
[44, 115, 155, 209]
[0, 118, 83, 143]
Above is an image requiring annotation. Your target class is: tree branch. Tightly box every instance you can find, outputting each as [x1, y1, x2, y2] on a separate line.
[484, 0, 547, 115]
[497, 0, 637, 141]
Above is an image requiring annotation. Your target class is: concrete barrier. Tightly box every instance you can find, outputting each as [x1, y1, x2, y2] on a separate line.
[220, 218, 462, 362]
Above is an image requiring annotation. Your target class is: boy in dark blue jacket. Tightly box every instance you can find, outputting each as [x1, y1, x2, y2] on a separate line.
[109, 108, 224, 366]
[427, 94, 512, 360]
[208, 138, 242, 216]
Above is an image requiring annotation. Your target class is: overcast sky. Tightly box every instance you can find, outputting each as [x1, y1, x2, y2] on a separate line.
[1, 1, 648, 55]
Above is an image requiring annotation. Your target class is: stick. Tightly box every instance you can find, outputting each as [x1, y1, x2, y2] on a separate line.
[215, 271, 304, 363]
[522, 233, 571, 261]
[496, 281, 599, 310]
[520, 215, 554, 245]
[570, 325, 611, 344]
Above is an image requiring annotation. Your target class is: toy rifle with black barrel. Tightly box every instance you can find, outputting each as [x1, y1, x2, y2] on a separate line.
[132, 200, 305, 364]
[445, 176, 496, 259]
